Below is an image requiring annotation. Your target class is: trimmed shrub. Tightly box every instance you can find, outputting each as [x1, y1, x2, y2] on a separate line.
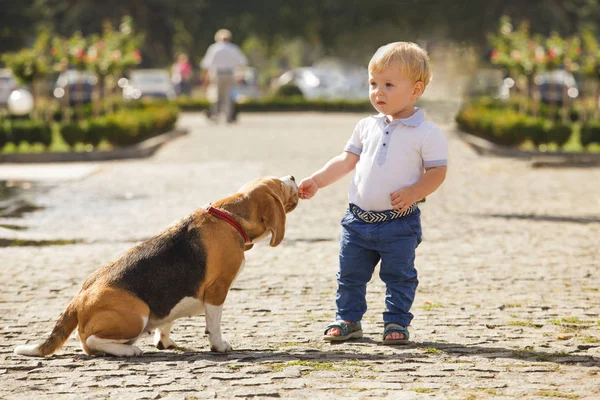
[60, 123, 87, 148]
[86, 118, 109, 147]
[274, 84, 304, 98]
[518, 118, 547, 147]
[10, 120, 52, 147]
[455, 105, 580, 148]
[581, 121, 600, 147]
[105, 114, 140, 147]
[546, 123, 572, 147]
[0, 121, 7, 148]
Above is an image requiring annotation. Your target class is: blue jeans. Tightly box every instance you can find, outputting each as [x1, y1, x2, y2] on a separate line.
[336, 206, 422, 327]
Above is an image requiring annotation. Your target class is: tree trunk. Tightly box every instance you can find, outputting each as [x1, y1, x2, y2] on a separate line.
[63, 72, 71, 124]
[595, 79, 600, 120]
[529, 75, 539, 118]
[76, 77, 84, 122]
[93, 76, 101, 117]
[31, 79, 38, 120]
[549, 80, 557, 122]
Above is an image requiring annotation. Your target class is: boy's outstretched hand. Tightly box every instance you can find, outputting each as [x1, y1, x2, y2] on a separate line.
[298, 177, 319, 200]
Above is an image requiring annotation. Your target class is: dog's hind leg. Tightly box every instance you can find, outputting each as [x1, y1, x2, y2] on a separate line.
[154, 322, 177, 350]
[78, 288, 150, 357]
[86, 336, 143, 357]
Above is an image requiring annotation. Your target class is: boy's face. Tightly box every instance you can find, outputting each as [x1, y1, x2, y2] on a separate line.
[368, 66, 424, 120]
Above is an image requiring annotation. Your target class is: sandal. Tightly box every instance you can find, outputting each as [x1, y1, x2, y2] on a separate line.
[382, 323, 410, 345]
[323, 321, 363, 342]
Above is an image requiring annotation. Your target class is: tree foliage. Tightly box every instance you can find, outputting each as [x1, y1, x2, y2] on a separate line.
[2, 0, 600, 67]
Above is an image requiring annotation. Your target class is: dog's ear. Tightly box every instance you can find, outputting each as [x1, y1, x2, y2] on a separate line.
[261, 195, 286, 247]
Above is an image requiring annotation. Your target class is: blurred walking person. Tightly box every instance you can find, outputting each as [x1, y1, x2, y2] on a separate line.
[200, 29, 247, 123]
[172, 53, 193, 96]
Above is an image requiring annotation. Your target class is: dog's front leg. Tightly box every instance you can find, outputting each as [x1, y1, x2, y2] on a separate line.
[205, 304, 232, 352]
[154, 322, 177, 350]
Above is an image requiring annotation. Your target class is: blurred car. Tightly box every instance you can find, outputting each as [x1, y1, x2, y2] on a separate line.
[496, 69, 579, 105]
[0, 69, 18, 108]
[122, 69, 176, 101]
[271, 65, 367, 100]
[464, 69, 505, 99]
[535, 69, 579, 105]
[234, 67, 263, 102]
[53, 70, 97, 105]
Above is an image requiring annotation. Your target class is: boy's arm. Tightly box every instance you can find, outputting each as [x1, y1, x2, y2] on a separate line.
[390, 166, 447, 211]
[299, 151, 359, 199]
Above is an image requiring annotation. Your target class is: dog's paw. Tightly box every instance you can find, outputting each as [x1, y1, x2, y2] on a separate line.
[114, 345, 143, 357]
[210, 339, 232, 353]
[154, 337, 177, 350]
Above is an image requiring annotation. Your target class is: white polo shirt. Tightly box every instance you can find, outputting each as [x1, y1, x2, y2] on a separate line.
[344, 108, 448, 212]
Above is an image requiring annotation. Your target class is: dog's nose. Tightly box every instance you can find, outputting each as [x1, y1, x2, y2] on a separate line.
[290, 175, 295, 182]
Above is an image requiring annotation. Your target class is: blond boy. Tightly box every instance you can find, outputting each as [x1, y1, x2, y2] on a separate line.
[298, 42, 448, 344]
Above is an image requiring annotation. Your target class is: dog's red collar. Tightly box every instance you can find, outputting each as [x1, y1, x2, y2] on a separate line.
[205, 205, 249, 244]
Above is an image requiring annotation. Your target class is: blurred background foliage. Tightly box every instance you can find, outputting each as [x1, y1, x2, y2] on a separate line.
[3, 0, 600, 69]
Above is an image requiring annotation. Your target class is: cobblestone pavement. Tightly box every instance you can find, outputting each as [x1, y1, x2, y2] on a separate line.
[1, 107, 599, 399]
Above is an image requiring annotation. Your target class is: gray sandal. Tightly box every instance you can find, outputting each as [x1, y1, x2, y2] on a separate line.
[323, 321, 363, 342]
[382, 323, 410, 345]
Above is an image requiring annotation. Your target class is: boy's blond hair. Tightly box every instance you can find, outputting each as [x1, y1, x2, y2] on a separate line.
[368, 42, 432, 87]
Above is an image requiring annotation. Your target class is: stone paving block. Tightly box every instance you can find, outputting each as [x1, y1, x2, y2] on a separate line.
[1, 111, 600, 398]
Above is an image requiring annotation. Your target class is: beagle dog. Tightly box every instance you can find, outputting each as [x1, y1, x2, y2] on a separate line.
[14, 176, 298, 357]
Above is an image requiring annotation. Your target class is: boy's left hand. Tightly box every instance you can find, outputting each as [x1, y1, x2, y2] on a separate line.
[390, 187, 418, 212]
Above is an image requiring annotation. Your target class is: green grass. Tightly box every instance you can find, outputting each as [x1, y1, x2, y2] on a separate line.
[580, 336, 600, 343]
[265, 360, 361, 373]
[421, 302, 444, 311]
[423, 347, 441, 354]
[535, 390, 580, 399]
[413, 388, 437, 394]
[505, 303, 522, 308]
[508, 320, 542, 328]
[550, 317, 595, 326]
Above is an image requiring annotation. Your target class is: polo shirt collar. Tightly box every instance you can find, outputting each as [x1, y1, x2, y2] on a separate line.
[374, 107, 424, 127]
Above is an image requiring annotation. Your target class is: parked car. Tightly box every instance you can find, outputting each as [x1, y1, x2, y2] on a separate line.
[464, 69, 505, 99]
[0, 69, 18, 108]
[271, 65, 367, 100]
[495, 69, 579, 105]
[535, 69, 579, 105]
[53, 70, 97, 105]
[235, 67, 262, 102]
[122, 69, 176, 101]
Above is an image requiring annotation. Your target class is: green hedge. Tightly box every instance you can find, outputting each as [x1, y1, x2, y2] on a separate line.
[174, 96, 373, 112]
[1, 104, 179, 152]
[58, 105, 179, 148]
[0, 119, 53, 148]
[455, 105, 576, 148]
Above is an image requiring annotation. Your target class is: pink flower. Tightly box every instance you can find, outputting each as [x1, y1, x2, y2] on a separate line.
[491, 50, 499, 61]
[511, 50, 522, 62]
[547, 49, 557, 61]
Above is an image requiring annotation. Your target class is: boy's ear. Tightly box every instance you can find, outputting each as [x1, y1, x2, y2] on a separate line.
[413, 81, 425, 97]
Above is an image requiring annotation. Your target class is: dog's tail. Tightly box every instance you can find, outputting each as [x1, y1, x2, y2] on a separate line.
[14, 301, 78, 357]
